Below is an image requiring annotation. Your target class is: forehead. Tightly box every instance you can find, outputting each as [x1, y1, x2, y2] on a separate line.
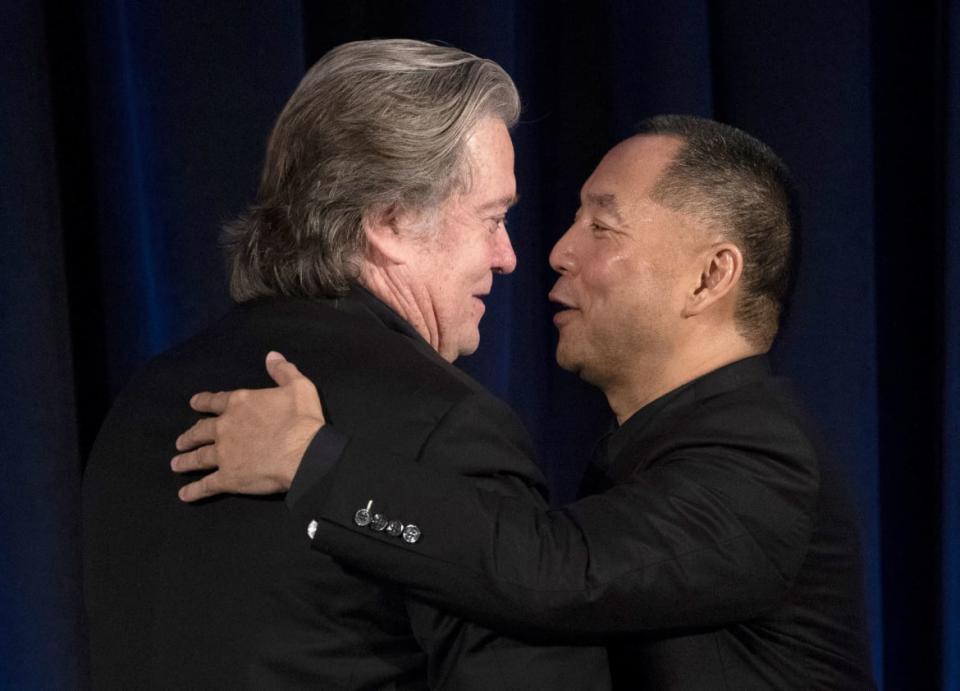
[463, 118, 516, 205]
[580, 134, 682, 208]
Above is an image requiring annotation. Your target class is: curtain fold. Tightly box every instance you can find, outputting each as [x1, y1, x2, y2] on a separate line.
[942, 2, 960, 689]
[1, 3, 84, 688]
[872, 4, 950, 687]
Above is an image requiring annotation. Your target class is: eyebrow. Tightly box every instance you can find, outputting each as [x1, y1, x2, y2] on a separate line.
[585, 192, 625, 224]
[478, 193, 520, 213]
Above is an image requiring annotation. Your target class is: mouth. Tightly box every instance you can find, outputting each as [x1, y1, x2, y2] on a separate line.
[472, 293, 489, 314]
[548, 291, 578, 326]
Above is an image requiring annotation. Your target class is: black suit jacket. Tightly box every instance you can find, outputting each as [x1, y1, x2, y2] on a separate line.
[82, 289, 609, 690]
[304, 356, 874, 689]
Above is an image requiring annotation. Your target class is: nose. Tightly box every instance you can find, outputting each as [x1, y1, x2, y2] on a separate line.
[493, 224, 518, 275]
[548, 226, 577, 274]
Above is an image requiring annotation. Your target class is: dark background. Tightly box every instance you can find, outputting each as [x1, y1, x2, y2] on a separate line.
[2, 1, 957, 688]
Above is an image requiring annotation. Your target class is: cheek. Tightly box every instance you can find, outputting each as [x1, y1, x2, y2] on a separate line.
[589, 260, 670, 333]
[437, 266, 479, 319]
[582, 254, 634, 307]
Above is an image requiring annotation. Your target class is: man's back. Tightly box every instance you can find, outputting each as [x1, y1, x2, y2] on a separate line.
[83, 293, 608, 689]
[595, 358, 874, 688]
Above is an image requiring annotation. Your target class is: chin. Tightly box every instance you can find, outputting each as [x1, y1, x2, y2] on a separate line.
[554, 344, 579, 374]
[458, 330, 481, 358]
[558, 344, 602, 387]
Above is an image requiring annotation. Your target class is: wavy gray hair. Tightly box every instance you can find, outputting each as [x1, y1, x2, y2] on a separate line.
[225, 39, 521, 301]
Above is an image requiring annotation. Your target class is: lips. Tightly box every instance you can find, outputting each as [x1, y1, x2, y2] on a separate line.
[472, 293, 489, 315]
[548, 285, 578, 309]
[548, 290, 579, 326]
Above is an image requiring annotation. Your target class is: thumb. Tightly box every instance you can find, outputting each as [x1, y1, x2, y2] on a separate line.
[265, 351, 303, 387]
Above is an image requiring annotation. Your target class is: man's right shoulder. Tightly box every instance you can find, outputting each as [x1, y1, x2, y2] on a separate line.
[114, 297, 480, 407]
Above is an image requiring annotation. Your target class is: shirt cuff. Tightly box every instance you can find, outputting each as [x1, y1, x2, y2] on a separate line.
[285, 424, 348, 509]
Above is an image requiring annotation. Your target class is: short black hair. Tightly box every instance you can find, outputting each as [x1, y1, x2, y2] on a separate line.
[637, 114, 797, 349]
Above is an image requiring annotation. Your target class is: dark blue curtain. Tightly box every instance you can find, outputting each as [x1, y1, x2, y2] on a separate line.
[2, 1, 956, 688]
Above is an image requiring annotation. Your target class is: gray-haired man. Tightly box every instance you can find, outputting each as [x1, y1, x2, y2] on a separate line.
[82, 39, 609, 689]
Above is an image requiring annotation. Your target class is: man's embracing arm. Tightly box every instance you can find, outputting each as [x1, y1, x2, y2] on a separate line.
[172, 352, 611, 688]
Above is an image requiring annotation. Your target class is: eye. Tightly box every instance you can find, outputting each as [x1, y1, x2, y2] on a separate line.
[488, 216, 507, 233]
[589, 221, 610, 235]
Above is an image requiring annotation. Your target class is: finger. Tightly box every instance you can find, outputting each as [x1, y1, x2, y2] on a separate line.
[170, 444, 218, 473]
[178, 472, 223, 503]
[176, 417, 218, 451]
[293, 378, 327, 425]
[265, 351, 305, 387]
[189, 390, 233, 414]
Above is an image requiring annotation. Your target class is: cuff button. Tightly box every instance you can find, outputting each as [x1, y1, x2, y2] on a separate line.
[370, 513, 388, 532]
[402, 524, 421, 544]
[354, 500, 374, 527]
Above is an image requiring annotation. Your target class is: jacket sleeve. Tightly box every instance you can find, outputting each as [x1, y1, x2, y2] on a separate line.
[404, 597, 609, 689]
[306, 393, 819, 638]
[306, 392, 610, 687]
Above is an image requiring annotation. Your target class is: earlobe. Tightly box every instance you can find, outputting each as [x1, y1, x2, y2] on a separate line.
[683, 244, 743, 317]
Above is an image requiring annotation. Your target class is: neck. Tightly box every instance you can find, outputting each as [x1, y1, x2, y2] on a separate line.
[605, 330, 761, 425]
[358, 264, 445, 358]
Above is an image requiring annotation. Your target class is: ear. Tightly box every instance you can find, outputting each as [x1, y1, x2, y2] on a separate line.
[683, 242, 743, 317]
[362, 204, 418, 265]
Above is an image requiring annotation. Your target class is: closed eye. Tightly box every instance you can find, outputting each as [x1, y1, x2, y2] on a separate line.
[590, 222, 611, 234]
[487, 216, 507, 233]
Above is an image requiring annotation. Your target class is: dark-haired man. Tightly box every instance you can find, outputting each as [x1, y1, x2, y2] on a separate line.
[174, 115, 875, 688]
[82, 39, 608, 689]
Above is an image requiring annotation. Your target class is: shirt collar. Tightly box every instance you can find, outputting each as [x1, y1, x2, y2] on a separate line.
[333, 284, 452, 368]
[604, 355, 772, 466]
[334, 284, 424, 341]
